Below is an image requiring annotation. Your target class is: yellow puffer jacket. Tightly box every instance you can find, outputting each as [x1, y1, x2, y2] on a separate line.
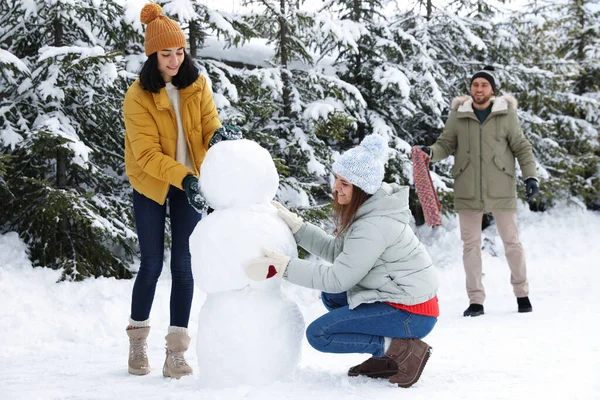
[123, 75, 221, 204]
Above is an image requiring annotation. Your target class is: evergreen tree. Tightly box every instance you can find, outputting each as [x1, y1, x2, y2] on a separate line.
[390, 5, 490, 218]
[502, 0, 600, 210]
[0, 0, 142, 280]
[194, 0, 363, 219]
[555, 0, 600, 209]
[0, 45, 29, 198]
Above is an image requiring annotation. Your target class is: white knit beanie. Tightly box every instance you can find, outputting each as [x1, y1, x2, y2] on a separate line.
[332, 135, 389, 194]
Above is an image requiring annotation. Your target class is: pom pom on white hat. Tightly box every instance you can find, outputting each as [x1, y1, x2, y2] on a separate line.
[332, 135, 389, 194]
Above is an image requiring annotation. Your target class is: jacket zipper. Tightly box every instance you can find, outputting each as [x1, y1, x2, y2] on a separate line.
[478, 113, 493, 204]
[479, 123, 483, 204]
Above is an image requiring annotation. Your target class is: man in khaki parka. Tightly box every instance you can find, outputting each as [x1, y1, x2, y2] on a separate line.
[421, 66, 540, 317]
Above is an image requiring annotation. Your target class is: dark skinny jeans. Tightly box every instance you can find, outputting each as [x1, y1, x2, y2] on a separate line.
[130, 187, 201, 328]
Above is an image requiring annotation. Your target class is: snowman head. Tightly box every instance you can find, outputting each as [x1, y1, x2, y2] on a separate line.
[200, 139, 279, 209]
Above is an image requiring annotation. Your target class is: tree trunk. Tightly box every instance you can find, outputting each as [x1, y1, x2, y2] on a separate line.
[426, 0, 432, 21]
[575, 0, 586, 96]
[352, 0, 365, 141]
[189, 19, 199, 59]
[54, 18, 67, 189]
[280, 0, 291, 117]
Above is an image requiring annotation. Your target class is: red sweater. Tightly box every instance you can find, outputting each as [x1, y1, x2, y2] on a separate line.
[387, 296, 439, 317]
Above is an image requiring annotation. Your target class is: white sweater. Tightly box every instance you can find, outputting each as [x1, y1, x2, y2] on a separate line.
[165, 82, 193, 172]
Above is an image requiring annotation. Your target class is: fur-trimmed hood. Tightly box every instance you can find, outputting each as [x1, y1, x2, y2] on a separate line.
[452, 94, 518, 113]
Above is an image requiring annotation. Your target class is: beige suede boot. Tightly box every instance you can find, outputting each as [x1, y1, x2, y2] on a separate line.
[126, 327, 151, 375]
[163, 328, 193, 379]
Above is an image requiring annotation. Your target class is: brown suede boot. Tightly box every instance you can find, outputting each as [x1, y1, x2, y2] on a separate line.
[348, 357, 398, 378]
[385, 338, 432, 388]
[163, 332, 193, 379]
[127, 327, 151, 375]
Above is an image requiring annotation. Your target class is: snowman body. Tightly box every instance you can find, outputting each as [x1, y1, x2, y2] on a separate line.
[190, 139, 305, 387]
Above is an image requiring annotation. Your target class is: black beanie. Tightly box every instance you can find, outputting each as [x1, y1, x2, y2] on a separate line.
[470, 65, 497, 93]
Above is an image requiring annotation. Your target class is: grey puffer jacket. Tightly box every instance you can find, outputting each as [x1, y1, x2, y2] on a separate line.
[285, 183, 439, 310]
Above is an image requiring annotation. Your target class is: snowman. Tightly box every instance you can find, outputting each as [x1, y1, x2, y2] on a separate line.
[189, 139, 305, 387]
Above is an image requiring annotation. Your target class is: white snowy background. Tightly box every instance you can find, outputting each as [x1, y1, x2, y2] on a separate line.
[1, 201, 598, 399]
[1, 0, 599, 398]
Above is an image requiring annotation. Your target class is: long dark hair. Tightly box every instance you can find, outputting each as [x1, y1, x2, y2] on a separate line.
[138, 50, 199, 93]
[332, 185, 371, 237]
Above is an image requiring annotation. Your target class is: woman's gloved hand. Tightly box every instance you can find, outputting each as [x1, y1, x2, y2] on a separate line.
[271, 201, 304, 233]
[182, 175, 207, 214]
[208, 125, 243, 148]
[245, 248, 291, 281]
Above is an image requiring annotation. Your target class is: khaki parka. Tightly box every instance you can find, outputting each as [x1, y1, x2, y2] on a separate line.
[429, 95, 537, 212]
[124, 75, 221, 204]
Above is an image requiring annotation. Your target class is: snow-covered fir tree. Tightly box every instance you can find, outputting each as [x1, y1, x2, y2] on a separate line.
[195, 0, 367, 221]
[0, 0, 142, 280]
[0, 42, 29, 198]
[2, 0, 599, 277]
[500, 0, 600, 210]
[390, 3, 500, 217]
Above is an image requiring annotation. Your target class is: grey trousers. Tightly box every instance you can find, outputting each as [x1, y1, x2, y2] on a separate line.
[458, 211, 529, 304]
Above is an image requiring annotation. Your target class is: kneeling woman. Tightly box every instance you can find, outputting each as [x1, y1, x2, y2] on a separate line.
[246, 135, 439, 388]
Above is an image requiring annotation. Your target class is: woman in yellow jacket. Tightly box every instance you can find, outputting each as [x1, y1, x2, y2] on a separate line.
[123, 3, 241, 379]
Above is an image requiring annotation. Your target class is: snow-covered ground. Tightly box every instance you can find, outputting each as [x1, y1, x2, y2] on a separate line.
[1, 202, 598, 399]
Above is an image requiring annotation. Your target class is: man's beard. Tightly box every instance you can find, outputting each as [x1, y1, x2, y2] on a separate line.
[473, 93, 492, 105]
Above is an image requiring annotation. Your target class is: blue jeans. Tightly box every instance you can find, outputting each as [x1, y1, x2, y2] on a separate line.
[306, 292, 437, 357]
[130, 187, 201, 328]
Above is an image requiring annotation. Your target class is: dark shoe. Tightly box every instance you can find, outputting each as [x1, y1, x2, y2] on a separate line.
[463, 304, 484, 317]
[385, 338, 432, 388]
[348, 357, 398, 379]
[517, 297, 532, 313]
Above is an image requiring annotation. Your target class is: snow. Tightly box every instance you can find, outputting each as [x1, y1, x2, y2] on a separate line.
[1, 202, 598, 398]
[0, 49, 29, 73]
[2, 0, 599, 397]
[33, 112, 92, 168]
[314, 14, 365, 50]
[276, 179, 312, 208]
[206, 9, 243, 39]
[38, 45, 106, 63]
[373, 66, 411, 98]
[162, 0, 199, 22]
[200, 37, 274, 68]
[0, 123, 24, 150]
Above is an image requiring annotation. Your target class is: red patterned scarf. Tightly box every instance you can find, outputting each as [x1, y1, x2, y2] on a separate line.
[411, 146, 443, 227]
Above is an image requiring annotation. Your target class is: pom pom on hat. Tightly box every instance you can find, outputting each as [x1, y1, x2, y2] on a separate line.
[140, 3, 162, 24]
[360, 134, 388, 162]
[471, 65, 498, 93]
[332, 135, 389, 195]
[140, 3, 187, 56]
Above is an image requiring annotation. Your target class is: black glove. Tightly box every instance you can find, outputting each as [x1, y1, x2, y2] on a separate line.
[525, 178, 540, 200]
[208, 125, 243, 148]
[182, 175, 207, 214]
[420, 146, 431, 156]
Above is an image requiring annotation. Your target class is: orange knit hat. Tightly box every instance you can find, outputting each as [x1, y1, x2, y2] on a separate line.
[140, 3, 186, 56]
